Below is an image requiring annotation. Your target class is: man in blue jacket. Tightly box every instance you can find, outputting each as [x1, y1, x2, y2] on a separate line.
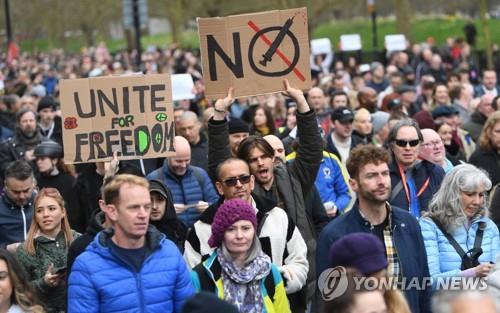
[68, 174, 194, 313]
[317, 145, 431, 313]
[147, 136, 219, 227]
[0, 160, 36, 249]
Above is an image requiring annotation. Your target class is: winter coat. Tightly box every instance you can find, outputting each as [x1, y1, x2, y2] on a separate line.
[317, 203, 432, 313]
[469, 148, 500, 186]
[16, 230, 80, 313]
[67, 211, 106, 273]
[0, 193, 35, 248]
[190, 132, 209, 172]
[389, 159, 445, 216]
[68, 227, 194, 313]
[147, 163, 219, 228]
[184, 195, 308, 294]
[207, 109, 323, 302]
[419, 215, 499, 284]
[191, 251, 290, 313]
[288, 151, 351, 213]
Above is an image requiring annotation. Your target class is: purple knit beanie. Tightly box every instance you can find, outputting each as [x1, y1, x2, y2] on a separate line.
[328, 233, 388, 275]
[208, 198, 257, 248]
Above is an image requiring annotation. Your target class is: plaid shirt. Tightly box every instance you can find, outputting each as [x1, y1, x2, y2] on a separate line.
[360, 203, 402, 280]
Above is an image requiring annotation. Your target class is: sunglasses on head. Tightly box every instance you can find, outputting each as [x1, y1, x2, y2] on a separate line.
[394, 139, 420, 148]
[222, 175, 251, 187]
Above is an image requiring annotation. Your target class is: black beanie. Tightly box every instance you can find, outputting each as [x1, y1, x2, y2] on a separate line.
[228, 118, 249, 134]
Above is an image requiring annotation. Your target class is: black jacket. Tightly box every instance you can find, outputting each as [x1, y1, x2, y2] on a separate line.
[325, 131, 364, 163]
[469, 148, 500, 186]
[190, 132, 209, 172]
[207, 109, 323, 302]
[67, 211, 106, 273]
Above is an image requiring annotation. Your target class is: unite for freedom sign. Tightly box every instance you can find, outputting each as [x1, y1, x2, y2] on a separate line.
[59, 74, 176, 164]
[198, 8, 312, 100]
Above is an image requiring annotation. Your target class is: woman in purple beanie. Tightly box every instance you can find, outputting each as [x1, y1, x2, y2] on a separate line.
[190, 198, 290, 313]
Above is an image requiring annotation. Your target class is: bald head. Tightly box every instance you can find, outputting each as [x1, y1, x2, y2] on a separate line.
[168, 136, 191, 176]
[307, 87, 326, 113]
[478, 94, 495, 117]
[263, 135, 285, 164]
[419, 129, 445, 166]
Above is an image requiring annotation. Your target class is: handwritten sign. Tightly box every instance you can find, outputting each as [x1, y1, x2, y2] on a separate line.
[59, 74, 175, 164]
[198, 8, 311, 100]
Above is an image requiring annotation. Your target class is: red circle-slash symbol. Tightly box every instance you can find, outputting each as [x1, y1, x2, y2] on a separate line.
[64, 117, 78, 129]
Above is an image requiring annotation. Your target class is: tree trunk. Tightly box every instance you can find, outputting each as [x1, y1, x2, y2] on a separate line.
[394, 0, 413, 43]
[479, 0, 493, 70]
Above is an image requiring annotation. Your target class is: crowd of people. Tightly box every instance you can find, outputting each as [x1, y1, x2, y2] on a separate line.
[0, 34, 499, 313]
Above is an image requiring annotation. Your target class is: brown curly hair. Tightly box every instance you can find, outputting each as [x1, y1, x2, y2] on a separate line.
[347, 145, 391, 179]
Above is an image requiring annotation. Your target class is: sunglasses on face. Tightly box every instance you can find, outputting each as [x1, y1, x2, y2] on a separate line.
[222, 175, 251, 187]
[394, 139, 420, 148]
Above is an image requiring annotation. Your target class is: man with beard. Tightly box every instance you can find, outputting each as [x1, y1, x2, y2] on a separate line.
[207, 80, 323, 312]
[0, 108, 42, 185]
[317, 145, 431, 313]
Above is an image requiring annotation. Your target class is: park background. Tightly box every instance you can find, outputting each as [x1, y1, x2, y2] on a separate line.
[1, 0, 500, 69]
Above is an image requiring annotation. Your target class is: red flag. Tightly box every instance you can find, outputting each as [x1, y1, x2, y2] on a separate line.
[7, 41, 19, 64]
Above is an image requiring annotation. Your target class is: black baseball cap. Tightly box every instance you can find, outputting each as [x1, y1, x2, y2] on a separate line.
[331, 107, 354, 123]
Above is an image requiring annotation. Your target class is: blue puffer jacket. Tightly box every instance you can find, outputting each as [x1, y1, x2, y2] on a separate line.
[147, 163, 219, 227]
[68, 227, 195, 313]
[287, 151, 351, 213]
[419, 215, 500, 283]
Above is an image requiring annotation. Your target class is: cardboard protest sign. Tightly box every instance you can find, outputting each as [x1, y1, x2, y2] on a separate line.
[340, 34, 362, 51]
[385, 34, 407, 52]
[311, 38, 332, 55]
[198, 7, 311, 100]
[59, 74, 175, 164]
[171, 74, 195, 101]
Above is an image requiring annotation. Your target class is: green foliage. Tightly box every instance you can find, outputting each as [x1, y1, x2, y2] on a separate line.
[17, 17, 499, 53]
[314, 17, 500, 50]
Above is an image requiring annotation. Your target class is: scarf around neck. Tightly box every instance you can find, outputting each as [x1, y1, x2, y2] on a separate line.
[217, 248, 272, 313]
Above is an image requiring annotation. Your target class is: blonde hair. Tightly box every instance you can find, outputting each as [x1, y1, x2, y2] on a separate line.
[24, 188, 74, 256]
[103, 174, 149, 206]
[479, 111, 500, 152]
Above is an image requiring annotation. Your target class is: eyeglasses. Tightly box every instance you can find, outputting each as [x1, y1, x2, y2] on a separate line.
[394, 139, 420, 148]
[222, 175, 251, 187]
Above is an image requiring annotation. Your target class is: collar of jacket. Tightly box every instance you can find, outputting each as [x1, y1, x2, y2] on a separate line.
[201, 251, 223, 281]
[97, 225, 164, 251]
[354, 202, 394, 230]
[1, 192, 35, 210]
